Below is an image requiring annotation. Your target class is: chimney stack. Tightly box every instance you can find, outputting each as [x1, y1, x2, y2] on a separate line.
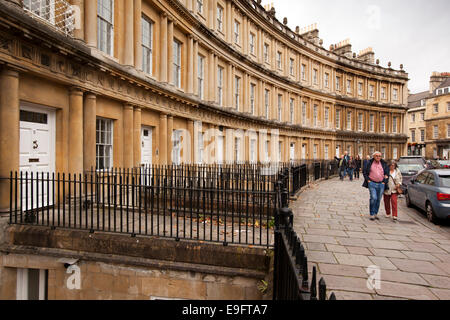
[299, 23, 320, 45]
[331, 39, 352, 58]
[429, 72, 450, 93]
[357, 47, 375, 64]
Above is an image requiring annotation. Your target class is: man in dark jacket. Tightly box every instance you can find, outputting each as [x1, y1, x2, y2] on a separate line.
[363, 152, 389, 220]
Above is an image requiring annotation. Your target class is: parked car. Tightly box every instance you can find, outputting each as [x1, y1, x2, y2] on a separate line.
[426, 160, 443, 169]
[398, 163, 425, 192]
[405, 169, 450, 224]
[438, 160, 450, 169]
[398, 156, 426, 167]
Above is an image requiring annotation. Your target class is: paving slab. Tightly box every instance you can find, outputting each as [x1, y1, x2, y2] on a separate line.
[401, 251, 441, 262]
[333, 253, 373, 267]
[378, 270, 428, 286]
[376, 282, 438, 300]
[367, 239, 409, 250]
[307, 251, 338, 264]
[389, 258, 448, 276]
[317, 263, 367, 278]
[421, 274, 450, 289]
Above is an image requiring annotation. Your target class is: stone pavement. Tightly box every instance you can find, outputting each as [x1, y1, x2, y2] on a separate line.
[291, 177, 450, 300]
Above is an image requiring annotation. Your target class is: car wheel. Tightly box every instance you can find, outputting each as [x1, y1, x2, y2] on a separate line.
[405, 192, 413, 208]
[426, 202, 438, 224]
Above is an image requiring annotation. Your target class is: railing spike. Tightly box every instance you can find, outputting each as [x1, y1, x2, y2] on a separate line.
[319, 277, 327, 300]
[310, 266, 317, 300]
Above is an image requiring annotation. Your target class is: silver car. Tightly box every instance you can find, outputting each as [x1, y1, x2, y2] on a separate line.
[406, 169, 450, 224]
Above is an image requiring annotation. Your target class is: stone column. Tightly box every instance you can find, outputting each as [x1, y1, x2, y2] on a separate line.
[133, 107, 142, 167]
[84, 0, 97, 47]
[83, 93, 97, 172]
[187, 35, 194, 94]
[134, 0, 142, 71]
[123, 0, 134, 66]
[167, 115, 173, 165]
[226, 0, 232, 44]
[159, 114, 167, 165]
[0, 67, 19, 213]
[167, 19, 174, 85]
[160, 13, 168, 82]
[69, 87, 84, 174]
[123, 104, 134, 169]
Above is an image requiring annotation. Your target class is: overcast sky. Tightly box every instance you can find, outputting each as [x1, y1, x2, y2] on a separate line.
[263, 0, 450, 93]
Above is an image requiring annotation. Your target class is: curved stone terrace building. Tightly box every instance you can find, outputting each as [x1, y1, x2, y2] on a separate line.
[0, 0, 409, 212]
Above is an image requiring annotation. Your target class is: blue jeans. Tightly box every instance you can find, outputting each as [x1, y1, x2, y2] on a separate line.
[339, 167, 347, 180]
[347, 168, 354, 181]
[368, 181, 385, 216]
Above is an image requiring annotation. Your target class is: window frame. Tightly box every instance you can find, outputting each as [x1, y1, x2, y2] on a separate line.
[97, 0, 115, 56]
[96, 117, 114, 170]
[217, 66, 224, 106]
[141, 15, 153, 75]
[173, 40, 182, 88]
[197, 54, 205, 99]
[217, 5, 224, 32]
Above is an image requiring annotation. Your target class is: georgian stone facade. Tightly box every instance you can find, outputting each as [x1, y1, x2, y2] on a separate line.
[0, 0, 408, 212]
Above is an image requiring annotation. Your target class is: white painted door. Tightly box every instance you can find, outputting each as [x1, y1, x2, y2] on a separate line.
[19, 104, 55, 210]
[141, 127, 152, 185]
[290, 143, 295, 162]
[217, 136, 224, 164]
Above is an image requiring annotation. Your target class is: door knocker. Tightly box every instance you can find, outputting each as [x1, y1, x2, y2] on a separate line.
[33, 140, 38, 150]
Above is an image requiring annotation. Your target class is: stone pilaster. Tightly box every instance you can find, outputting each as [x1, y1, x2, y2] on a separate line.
[0, 67, 19, 213]
[159, 114, 167, 165]
[167, 19, 174, 85]
[83, 93, 96, 172]
[134, 0, 142, 71]
[167, 115, 173, 164]
[160, 13, 168, 83]
[187, 35, 194, 94]
[84, 0, 97, 47]
[133, 107, 142, 167]
[123, 104, 134, 168]
[69, 87, 84, 174]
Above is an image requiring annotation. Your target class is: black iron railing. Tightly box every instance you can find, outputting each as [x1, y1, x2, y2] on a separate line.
[6, 164, 283, 248]
[273, 175, 336, 300]
[289, 160, 338, 195]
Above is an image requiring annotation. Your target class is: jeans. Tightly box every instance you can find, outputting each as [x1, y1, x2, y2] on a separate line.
[354, 169, 360, 179]
[339, 167, 346, 180]
[368, 181, 385, 216]
[347, 168, 354, 181]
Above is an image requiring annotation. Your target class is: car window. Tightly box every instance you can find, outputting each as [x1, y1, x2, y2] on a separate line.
[426, 173, 435, 186]
[439, 175, 450, 187]
[415, 173, 428, 184]
[398, 164, 423, 174]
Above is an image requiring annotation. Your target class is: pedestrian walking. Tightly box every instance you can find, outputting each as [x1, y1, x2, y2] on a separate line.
[348, 156, 356, 181]
[383, 160, 403, 221]
[354, 155, 362, 180]
[363, 151, 389, 220]
[335, 151, 350, 181]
